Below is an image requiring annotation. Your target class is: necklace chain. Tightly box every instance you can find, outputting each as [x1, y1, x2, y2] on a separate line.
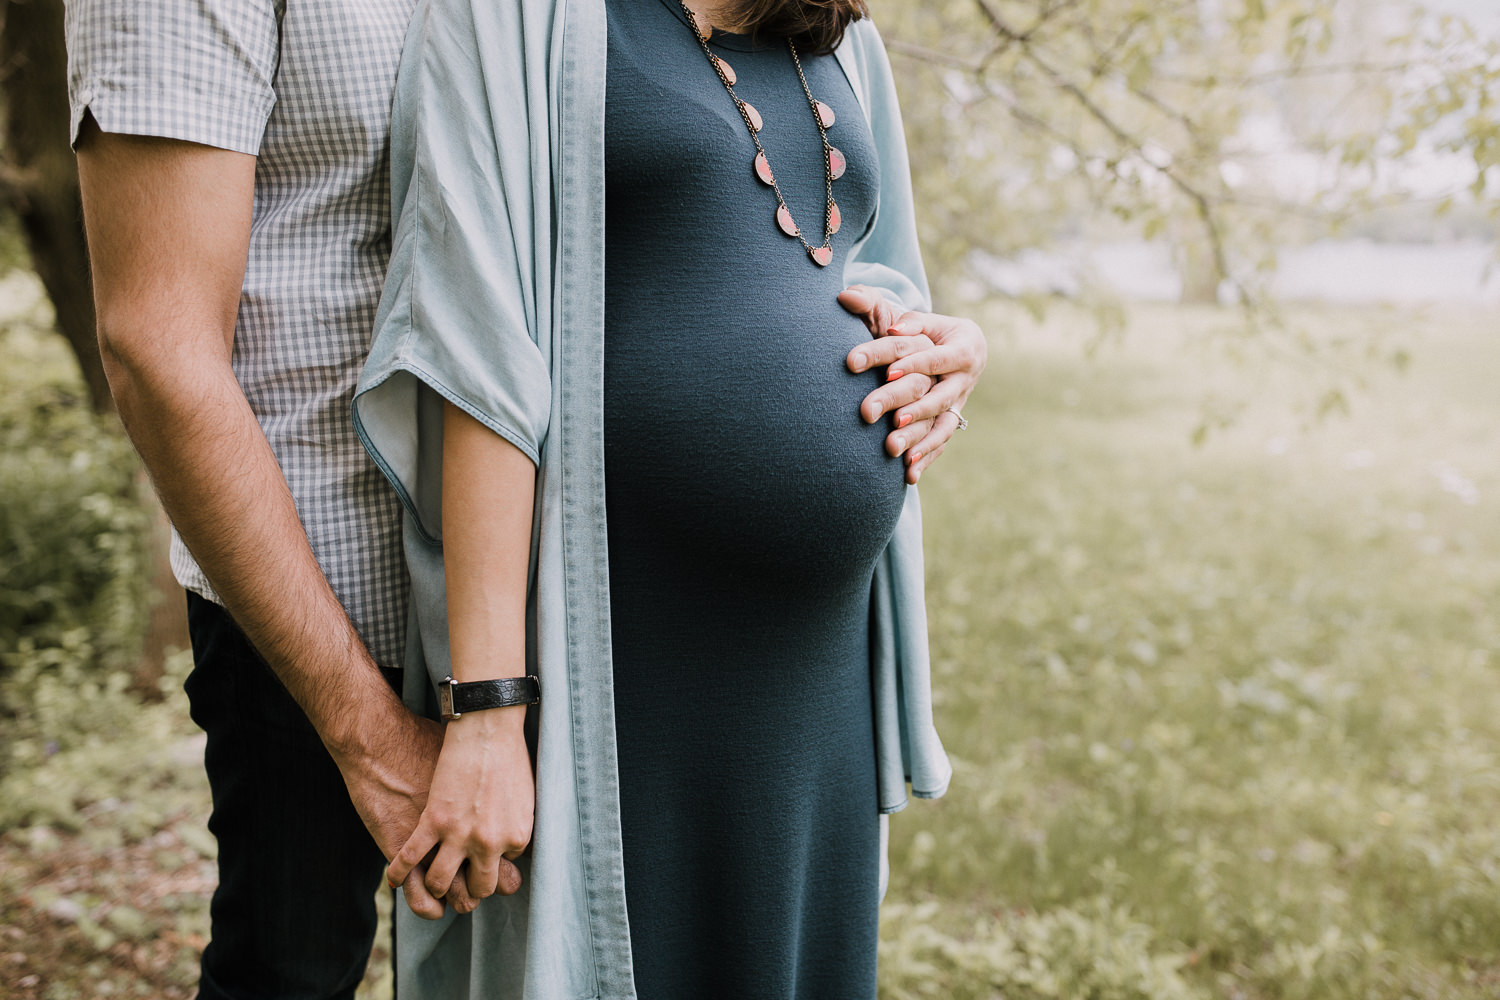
[679, 2, 839, 263]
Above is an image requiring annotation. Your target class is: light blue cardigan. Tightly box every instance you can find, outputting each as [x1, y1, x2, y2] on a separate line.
[352, 0, 951, 995]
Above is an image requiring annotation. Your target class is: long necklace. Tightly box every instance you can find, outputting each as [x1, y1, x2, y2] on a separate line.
[679, 2, 846, 267]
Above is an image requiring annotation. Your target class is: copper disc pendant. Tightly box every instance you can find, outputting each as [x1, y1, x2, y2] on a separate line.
[753, 151, 774, 185]
[679, 1, 839, 270]
[775, 205, 800, 237]
[828, 147, 847, 180]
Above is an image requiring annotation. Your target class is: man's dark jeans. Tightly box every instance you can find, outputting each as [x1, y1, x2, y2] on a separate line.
[184, 593, 397, 1000]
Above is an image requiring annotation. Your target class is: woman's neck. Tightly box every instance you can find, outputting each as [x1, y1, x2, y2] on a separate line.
[679, 0, 746, 38]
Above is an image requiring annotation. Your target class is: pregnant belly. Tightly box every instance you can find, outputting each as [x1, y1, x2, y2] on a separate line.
[603, 304, 908, 594]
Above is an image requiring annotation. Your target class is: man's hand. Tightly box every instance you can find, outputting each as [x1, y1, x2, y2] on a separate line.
[384, 710, 535, 914]
[839, 285, 988, 483]
[327, 698, 479, 918]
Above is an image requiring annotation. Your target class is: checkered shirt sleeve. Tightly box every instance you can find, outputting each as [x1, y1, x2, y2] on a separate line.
[65, 0, 281, 154]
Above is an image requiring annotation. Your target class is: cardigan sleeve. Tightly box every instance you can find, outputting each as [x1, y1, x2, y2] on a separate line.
[353, 0, 555, 544]
[837, 19, 954, 814]
[840, 19, 932, 315]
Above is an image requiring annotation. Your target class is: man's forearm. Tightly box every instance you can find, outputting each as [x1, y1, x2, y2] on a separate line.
[104, 349, 402, 746]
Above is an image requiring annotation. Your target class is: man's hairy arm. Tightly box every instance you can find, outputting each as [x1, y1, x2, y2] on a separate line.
[75, 121, 462, 916]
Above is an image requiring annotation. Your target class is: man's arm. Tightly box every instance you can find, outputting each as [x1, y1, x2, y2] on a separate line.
[75, 120, 458, 917]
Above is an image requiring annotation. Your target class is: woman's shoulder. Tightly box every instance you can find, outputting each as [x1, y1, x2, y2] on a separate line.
[832, 15, 897, 116]
[837, 15, 887, 66]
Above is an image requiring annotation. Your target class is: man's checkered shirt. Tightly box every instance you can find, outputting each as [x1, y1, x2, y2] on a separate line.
[66, 0, 419, 667]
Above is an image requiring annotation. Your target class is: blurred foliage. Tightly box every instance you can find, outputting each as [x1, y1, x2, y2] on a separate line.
[883, 302, 1500, 999]
[0, 202, 31, 274]
[0, 316, 153, 783]
[881, 897, 1202, 999]
[873, 0, 1500, 307]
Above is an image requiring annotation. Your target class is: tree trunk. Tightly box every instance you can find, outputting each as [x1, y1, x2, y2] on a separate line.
[0, 0, 189, 685]
[0, 0, 111, 414]
[1172, 215, 1226, 306]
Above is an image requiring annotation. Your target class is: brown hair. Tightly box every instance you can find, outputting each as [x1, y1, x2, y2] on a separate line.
[730, 0, 870, 56]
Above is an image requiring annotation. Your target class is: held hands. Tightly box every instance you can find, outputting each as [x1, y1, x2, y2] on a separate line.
[840, 284, 987, 484]
[329, 692, 482, 919]
[384, 706, 535, 917]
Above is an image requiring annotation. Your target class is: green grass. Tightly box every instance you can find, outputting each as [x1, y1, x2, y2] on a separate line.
[881, 302, 1500, 999]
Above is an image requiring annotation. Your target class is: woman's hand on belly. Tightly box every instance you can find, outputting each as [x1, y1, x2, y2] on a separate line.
[840, 285, 988, 483]
[386, 709, 535, 912]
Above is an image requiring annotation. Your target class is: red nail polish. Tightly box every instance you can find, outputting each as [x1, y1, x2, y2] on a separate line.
[886, 368, 905, 382]
[897, 413, 912, 428]
[909, 450, 922, 464]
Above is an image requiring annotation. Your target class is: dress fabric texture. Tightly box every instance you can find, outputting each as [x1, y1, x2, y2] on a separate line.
[352, 0, 951, 996]
[604, 3, 900, 995]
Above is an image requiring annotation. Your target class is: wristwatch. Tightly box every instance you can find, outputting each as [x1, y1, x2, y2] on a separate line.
[438, 675, 541, 721]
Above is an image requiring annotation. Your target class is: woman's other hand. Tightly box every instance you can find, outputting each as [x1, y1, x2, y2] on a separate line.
[840, 284, 987, 484]
[385, 707, 535, 915]
[388, 400, 540, 917]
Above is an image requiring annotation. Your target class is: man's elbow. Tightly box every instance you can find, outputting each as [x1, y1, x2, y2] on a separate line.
[95, 311, 232, 415]
[96, 313, 163, 408]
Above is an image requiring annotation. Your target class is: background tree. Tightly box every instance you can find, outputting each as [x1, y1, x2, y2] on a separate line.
[873, 0, 1500, 311]
[0, 0, 186, 687]
[0, 0, 106, 414]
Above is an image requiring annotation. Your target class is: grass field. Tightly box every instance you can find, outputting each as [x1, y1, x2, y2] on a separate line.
[3, 300, 1498, 998]
[881, 302, 1500, 999]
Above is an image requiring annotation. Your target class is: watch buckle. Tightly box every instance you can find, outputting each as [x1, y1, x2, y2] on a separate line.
[438, 675, 459, 720]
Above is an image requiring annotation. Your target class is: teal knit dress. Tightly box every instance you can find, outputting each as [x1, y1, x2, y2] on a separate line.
[603, 2, 908, 997]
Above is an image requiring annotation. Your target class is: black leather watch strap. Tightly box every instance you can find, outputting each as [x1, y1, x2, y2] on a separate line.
[438, 675, 540, 721]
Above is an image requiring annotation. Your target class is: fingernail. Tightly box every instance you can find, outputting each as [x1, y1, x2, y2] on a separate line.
[909, 450, 923, 464]
[890, 322, 910, 335]
[886, 368, 905, 382]
[850, 351, 866, 369]
[897, 412, 912, 428]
